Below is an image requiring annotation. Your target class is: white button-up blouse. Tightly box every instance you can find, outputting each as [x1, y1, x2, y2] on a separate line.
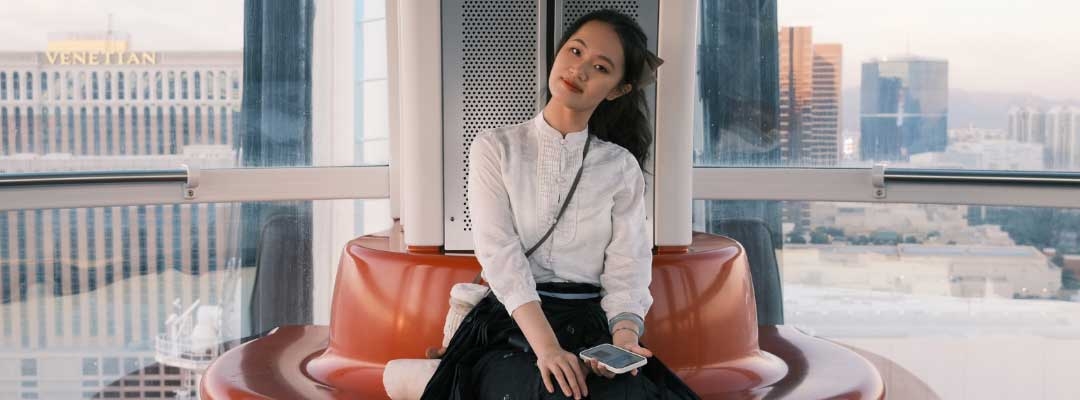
[468, 112, 653, 323]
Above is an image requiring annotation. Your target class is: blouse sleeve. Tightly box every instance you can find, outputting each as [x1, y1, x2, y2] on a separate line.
[599, 152, 654, 322]
[468, 132, 541, 315]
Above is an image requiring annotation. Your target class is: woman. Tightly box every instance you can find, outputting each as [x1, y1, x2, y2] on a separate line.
[422, 9, 698, 400]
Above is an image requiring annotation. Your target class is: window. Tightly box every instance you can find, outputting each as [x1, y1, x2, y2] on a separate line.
[102, 358, 119, 375]
[83, 358, 99, 375]
[193, 71, 201, 100]
[80, 72, 88, 100]
[105, 106, 113, 154]
[141, 72, 150, 100]
[118, 108, 126, 154]
[92, 71, 99, 99]
[217, 71, 226, 100]
[695, 2, 1080, 398]
[13, 108, 21, 153]
[92, 107, 101, 155]
[167, 72, 175, 100]
[194, 107, 202, 143]
[206, 71, 215, 100]
[39, 107, 49, 154]
[26, 108, 34, 153]
[52, 72, 60, 101]
[0, 1, 392, 398]
[180, 71, 188, 100]
[355, 0, 390, 165]
[105, 72, 112, 100]
[13, 71, 20, 100]
[20, 359, 36, 376]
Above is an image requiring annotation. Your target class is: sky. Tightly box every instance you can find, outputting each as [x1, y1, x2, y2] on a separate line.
[1, 0, 1076, 100]
[778, 0, 1079, 100]
[0, 0, 243, 51]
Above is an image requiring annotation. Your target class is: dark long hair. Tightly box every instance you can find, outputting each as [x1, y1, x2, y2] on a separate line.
[556, 10, 653, 174]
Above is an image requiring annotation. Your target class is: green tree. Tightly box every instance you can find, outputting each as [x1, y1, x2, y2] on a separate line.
[1051, 252, 1065, 267]
[1063, 269, 1080, 290]
[810, 231, 831, 244]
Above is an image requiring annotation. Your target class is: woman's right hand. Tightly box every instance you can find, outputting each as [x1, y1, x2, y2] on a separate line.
[535, 344, 588, 399]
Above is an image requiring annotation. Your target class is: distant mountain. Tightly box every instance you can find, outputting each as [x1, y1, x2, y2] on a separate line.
[842, 87, 1078, 132]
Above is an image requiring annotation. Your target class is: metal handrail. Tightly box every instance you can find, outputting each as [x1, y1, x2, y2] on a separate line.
[695, 164, 1080, 187]
[884, 168, 1080, 187]
[0, 169, 189, 187]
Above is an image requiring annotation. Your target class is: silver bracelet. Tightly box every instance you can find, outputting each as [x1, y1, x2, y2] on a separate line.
[608, 312, 646, 338]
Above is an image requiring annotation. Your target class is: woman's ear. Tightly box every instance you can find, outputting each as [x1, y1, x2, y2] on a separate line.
[605, 83, 633, 101]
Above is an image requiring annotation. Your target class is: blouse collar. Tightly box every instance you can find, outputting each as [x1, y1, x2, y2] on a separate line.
[533, 112, 589, 147]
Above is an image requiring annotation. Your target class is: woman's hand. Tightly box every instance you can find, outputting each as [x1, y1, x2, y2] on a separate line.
[535, 344, 589, 399]
[587, 326, 653, 378]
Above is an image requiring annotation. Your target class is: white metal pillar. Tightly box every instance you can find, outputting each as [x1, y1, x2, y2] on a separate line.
[398, 0, 444, 250]
[653, 0, 698, 251]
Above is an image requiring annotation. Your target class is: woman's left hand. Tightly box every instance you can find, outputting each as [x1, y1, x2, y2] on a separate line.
[587, 328, 653, 378]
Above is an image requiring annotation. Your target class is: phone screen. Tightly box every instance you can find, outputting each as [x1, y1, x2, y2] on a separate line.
[583, 345, 645, 369]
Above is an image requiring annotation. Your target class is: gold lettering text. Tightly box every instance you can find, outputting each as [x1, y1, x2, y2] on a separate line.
[141, 53, 157, 65]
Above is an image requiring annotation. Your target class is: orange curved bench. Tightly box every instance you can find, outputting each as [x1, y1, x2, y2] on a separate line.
[201, 230, 885, 399]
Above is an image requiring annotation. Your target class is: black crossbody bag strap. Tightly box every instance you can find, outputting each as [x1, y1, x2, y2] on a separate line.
[471, 134, 592, 284]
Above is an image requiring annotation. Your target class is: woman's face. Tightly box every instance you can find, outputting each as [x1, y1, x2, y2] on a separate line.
[548, 20, 632, 111]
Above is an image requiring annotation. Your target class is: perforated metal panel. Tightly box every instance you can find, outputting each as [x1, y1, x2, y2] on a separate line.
[443, 0, 547, 250]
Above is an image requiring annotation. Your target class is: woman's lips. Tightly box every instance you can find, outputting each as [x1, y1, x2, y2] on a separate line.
[560, 78, 583, 93]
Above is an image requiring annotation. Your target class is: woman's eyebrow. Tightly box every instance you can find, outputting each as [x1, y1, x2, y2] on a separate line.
[571, 38, 616, 69]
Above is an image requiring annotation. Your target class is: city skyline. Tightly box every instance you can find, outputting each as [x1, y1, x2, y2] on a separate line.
[0, 1, 1076, 100]
[779, 0, 1080, 100]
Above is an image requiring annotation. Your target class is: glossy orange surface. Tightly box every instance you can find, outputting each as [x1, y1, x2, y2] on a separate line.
[200, 325, 347, 400]
[201, 227, 885, 399]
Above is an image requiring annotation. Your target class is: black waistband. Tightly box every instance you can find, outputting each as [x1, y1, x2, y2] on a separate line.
[535, 282, 601, 294]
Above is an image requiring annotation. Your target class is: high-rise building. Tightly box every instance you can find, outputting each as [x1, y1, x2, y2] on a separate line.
[778, 27, 842, 229]
[778, 27, 842, 165]
[1046, 106, 1080, 170]
[778, 27, 813, 163]
[810, 43, 842, 163]
[0, 32, 242, 398]
[1008, 106, 1046, 144]
[859, 56, 948, 161]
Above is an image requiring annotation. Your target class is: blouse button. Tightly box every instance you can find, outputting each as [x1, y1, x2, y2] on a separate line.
[560, 139, 567, 145]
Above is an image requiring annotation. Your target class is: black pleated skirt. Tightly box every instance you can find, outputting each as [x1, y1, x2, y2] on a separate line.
[420, 282, 699, 400]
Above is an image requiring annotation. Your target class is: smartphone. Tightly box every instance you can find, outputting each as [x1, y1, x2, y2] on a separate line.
[578, 344, 648, 374]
